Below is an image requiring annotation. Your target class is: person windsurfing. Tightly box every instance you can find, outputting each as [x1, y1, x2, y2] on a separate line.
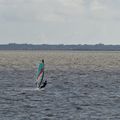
[35, 59, 47, 88]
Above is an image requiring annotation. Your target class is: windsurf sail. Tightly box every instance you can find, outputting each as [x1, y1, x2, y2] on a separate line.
[35, 63, 44, 88]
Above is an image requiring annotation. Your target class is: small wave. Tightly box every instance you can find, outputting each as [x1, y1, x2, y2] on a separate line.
[21, 87, 45, 91]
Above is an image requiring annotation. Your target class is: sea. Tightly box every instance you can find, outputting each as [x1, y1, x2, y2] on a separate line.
[0, 51, 120, 120]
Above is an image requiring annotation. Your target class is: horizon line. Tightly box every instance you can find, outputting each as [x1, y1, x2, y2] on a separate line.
[0, 43, 120, 46]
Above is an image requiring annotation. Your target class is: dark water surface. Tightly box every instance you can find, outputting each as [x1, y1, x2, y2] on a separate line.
[0, 68, 120, 120]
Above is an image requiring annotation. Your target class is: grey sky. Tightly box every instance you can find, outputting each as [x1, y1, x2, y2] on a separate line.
[0, 0, 120, 44]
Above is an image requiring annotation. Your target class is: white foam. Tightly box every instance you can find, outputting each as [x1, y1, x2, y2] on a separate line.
[21, 87, 45, 91]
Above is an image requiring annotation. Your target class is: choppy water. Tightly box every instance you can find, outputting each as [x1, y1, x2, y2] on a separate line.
[0, 51, 120, 120]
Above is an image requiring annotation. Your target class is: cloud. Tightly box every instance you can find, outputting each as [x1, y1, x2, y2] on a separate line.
[58, 0, 84, 12]
[0, 0, 120, 44]
[0, 0, 51, 22]
[89, 0, 120, 20]
[0, 0, 85, 23]
[0, 0, 120, 23]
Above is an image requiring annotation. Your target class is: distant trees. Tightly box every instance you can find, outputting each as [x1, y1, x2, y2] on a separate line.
[0, 43, 120, 51]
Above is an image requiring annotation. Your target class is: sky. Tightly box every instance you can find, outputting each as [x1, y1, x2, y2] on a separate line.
[0, 0, 120, 45]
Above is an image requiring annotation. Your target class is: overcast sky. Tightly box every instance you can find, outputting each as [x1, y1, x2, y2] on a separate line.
[0, 0, 120, 45]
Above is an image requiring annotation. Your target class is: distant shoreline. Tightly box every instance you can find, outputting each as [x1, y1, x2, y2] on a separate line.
[0, 43, 120, 51]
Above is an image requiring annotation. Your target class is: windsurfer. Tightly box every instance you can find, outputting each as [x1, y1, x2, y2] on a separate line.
[36, 59, 47, 88]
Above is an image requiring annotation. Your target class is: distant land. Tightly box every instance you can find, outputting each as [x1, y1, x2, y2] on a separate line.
[0, 43, 120, 51]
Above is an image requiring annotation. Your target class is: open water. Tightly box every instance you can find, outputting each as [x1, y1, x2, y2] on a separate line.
[0, 51, 120, 120]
